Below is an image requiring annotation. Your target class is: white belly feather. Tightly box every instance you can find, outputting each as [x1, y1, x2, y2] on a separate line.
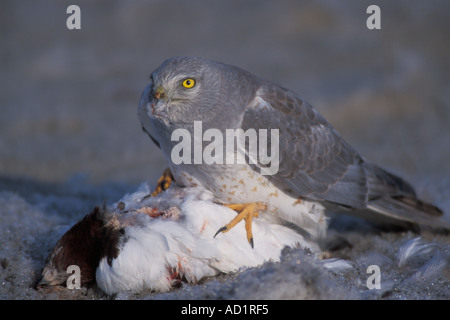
[170, 160, 327, 238]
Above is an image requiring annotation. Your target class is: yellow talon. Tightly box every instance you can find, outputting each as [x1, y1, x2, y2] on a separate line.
[214, 202, 267, 248]
[150, 168, 173, 197]
[139, 168, 174, 201]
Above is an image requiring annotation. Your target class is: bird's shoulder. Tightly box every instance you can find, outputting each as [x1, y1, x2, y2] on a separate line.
[245, 82, 329, 128]
[240, 82, 367, 206]
[243, 82, 338, 143]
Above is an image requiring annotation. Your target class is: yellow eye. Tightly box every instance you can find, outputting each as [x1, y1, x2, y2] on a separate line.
[182, 78, 196, 88]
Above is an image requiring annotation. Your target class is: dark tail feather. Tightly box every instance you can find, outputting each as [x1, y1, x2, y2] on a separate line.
[367, 196, 448, 230]
[364, 163, 449, 230]
[392, 195, 443, 217]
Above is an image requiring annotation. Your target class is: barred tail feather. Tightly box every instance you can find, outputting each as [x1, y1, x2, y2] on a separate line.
[363, 163, 449, 230]
[367, 196, 448, 230]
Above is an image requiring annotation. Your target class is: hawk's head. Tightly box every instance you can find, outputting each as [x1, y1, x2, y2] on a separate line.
[139, 56, 258, 127]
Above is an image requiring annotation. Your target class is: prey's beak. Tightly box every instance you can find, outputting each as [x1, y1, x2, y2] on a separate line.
[34, 276, 51, 289]
[34, 269, 63, 289]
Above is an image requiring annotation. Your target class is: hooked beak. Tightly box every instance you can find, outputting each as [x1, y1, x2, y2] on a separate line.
[153, 86, 167, 100]
[149, 85, 169, 117]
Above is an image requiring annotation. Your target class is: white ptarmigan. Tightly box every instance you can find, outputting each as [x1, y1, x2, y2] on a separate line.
[36, 185, 317, 295]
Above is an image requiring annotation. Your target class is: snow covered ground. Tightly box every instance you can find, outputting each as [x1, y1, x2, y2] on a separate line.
[1, 178, 449, 300]
[1, 1, 449, 300]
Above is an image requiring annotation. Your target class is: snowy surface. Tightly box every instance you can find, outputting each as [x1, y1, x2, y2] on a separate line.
[1, 1, 450, 299]
[1, 178, 449, 300]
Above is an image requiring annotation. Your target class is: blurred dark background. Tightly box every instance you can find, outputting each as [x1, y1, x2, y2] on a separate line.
[1, 0, 449, 203]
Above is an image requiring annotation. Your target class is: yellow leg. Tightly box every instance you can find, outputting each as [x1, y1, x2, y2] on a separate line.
[214, 202, 267, 248]
[141, 168, 174, 201]
[151, 168, 174, 196]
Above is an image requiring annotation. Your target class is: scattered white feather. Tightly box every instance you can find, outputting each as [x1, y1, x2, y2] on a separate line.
[322, 258, 353, 273]
[411, 251, 447, 280]
[397, 237, 436, 268]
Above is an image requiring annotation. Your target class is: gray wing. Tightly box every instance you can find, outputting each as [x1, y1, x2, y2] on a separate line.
[241, 84, 446, 228]
[241, 84, 375, 208]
